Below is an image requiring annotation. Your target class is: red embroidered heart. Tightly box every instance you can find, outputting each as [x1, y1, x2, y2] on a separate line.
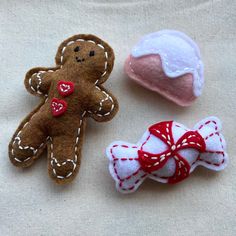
[51, 98, 67, 117]
[57, 80, 74, 97]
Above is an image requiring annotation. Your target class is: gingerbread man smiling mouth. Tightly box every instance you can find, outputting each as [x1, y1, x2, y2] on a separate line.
[9, 34, 119, 184]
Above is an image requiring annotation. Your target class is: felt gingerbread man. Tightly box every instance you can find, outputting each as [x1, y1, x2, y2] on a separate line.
[9, 34, 119, 184]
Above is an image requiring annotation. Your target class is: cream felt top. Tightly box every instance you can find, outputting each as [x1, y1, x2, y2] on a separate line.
[0, 0, 236, 235]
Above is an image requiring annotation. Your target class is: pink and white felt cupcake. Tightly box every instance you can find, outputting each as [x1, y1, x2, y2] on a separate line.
[124, 30, 204, 106]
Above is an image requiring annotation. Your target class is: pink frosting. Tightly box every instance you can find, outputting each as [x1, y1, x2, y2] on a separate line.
[124, 54, 196, 106]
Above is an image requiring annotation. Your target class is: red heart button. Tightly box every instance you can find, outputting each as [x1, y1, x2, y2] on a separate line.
[51, 98, 67, 117]
[57, 80, 74, 97]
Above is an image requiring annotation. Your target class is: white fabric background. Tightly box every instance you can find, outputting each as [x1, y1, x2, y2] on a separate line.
[0, 0, 235, 235]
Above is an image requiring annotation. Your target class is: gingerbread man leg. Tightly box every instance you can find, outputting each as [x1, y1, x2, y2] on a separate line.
[47, 117, 86, 184]
[9, 105, 48, 167]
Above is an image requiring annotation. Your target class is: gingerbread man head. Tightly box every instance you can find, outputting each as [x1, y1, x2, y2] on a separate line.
[55, 34, 115, 84]
[9, 34, 119, 184]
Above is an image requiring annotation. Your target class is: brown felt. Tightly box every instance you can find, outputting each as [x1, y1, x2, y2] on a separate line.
[8, 34, 119, 184]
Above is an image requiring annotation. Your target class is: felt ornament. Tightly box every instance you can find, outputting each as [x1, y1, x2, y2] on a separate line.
[9, 34, 119, 184]
[106, 117, 228, 193]
[124, 30, 204, 106]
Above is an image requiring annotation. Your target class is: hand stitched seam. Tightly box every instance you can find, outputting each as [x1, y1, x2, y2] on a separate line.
[197, 120, 218, 131]
[191, 130, 225, 167]
[87, 86, 114, 117]
[110, 144, 144, 191]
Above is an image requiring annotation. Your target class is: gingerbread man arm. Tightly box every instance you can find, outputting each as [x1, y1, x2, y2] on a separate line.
[24, 67, 58, 96]
[87, 86, 119, 122]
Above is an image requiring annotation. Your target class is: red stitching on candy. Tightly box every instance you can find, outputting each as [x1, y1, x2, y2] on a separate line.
[205, 132, 219, 140]
[121, 168, 142, 181]
[110, 144, 149, 191]
[205, 150, 224, 154]
[113, 158, 139, 161]
[171, 119, 221, 173]
[204, 132, 224, 151]
[140, 134, 151, 150]
[110, 145, 141, 185]
[198, 120, 218, 131]
[175, 124, 188, 131]
[121, 145, 129, 148]
[197, 158, 225, 167]
[121, 174, 147, 191]
[189, 119, 225, 169]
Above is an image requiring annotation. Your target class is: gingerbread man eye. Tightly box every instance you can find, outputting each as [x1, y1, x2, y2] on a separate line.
[74, 46, 80, 52]
[89, 51, 95, 57]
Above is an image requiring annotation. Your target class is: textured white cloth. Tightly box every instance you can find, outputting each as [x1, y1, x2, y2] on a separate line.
[0, 0, 236, 235]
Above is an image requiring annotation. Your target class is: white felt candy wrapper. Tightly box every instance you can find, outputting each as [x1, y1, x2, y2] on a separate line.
[106, 117, 228, 193]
